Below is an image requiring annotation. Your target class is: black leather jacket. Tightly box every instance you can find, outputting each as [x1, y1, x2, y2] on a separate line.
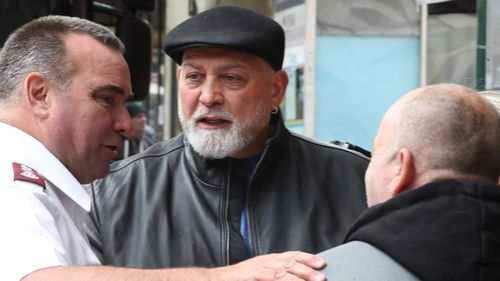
[86, 114, 369, 268]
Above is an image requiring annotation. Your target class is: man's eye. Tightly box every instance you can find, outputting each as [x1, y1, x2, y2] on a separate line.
[186, 73, 201, 81]
[223, 74, 241, 82]
[98, 95, 114, 105]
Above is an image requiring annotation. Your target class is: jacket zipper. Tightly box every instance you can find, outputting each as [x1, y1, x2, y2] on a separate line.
[223, 159, 232, 265]
[245, 146, 268, 257]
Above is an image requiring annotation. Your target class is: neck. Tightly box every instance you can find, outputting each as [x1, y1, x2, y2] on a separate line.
[415, 169, 494, 187]
[0, 104, 49, 151]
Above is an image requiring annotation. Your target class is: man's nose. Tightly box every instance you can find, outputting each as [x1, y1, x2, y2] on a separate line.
[199, 78, 224, 106]
[116, 106, 132, 134]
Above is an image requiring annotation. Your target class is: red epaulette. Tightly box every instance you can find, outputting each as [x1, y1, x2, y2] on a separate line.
[12, 162, 46, 190]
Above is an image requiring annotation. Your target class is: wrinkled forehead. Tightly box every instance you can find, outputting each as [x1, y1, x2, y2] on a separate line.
[181, 47, 270, 69]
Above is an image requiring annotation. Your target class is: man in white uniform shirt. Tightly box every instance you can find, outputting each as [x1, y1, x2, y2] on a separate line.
[0, 15, 325, 281]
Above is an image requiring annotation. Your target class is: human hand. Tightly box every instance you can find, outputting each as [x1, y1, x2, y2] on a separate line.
[211, 251, 326, 281]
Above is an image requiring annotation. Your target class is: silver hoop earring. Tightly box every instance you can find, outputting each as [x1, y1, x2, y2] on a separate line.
[271, 107, 278, 114]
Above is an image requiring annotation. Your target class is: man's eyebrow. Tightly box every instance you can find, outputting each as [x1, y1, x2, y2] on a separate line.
[181, 62, 201, 69]
[181, 62, 245, 71]
[91, 84, 127, 96]
[216, 64, 244, 71]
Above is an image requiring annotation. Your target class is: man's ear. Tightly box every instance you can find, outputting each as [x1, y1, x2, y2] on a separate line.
[24, 72, 51, 119]
[270, 70, 288, 107]
[176, 66, 182, 81]
[388, 148, 415, 197]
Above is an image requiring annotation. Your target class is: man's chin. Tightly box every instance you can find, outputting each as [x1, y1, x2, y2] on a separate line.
[92, 162, 112, 180]
[189, 142, 232, 159]
[184, 124, 248, 159]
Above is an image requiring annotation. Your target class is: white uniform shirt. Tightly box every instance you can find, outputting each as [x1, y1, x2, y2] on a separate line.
[0, 122, 100, 281]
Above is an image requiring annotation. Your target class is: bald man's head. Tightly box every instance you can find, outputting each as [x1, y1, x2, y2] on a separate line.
[366, 84, 500, 206]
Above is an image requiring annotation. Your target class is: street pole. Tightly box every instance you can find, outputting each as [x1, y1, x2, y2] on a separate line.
[476, 0, 487, 90]
[420, 3, 428, 87]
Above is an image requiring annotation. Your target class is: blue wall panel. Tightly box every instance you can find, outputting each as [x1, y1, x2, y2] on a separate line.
[315, 35, 419, 151]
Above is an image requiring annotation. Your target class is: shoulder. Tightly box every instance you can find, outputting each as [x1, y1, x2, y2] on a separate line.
[0, 163, 52, 214]
[0, 183, 70, 281]
[110, 134, 186, 173]
[0, 183, 44, 207]
[0, 182, 53, 234]
[88, 134, 186, 197]
[318, 241, 420, 281]
[0, 162, 47, 192]
[288, 132, 370, 162]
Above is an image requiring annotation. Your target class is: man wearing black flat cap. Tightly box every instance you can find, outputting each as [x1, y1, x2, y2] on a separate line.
[87, 5, 368, 271]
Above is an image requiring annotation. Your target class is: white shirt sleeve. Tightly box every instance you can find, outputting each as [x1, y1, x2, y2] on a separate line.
[0, 183, 68, 281]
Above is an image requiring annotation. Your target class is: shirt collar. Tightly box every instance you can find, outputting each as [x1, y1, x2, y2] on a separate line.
[0, 122, 91, 211]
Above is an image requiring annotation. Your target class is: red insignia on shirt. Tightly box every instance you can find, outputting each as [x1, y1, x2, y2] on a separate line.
[12, 162, 46, 189]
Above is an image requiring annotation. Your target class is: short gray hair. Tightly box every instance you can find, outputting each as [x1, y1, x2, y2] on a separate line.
[0, 15, 124, 104]
[397, 84, 500, 181]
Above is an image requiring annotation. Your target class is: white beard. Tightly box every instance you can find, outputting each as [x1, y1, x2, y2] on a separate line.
[178, 102, 268, 159]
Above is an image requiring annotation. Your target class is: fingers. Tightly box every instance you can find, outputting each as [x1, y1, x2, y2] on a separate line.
[226, 251, 326, 281]
[280, 252, 326, 281]
[282, 261, 325, 281]
[291, 251, 326, 270]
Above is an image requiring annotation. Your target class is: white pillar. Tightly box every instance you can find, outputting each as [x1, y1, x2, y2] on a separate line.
[304, 0, 317, 137]
[162, 0, 190, 139]
[419, 3, 428, 87]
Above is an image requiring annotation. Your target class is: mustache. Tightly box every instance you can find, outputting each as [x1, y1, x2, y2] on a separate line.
[191, 106, 234, 121]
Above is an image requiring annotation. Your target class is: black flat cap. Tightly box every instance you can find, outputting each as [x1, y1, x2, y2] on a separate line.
[125, 102, 145, 118]
[163, 6, 285, 70]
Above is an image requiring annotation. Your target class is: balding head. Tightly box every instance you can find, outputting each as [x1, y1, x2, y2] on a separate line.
[365, 84, 500, 206]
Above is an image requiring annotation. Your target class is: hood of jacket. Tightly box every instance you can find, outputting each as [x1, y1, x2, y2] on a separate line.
[345, 179, 500, 281]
